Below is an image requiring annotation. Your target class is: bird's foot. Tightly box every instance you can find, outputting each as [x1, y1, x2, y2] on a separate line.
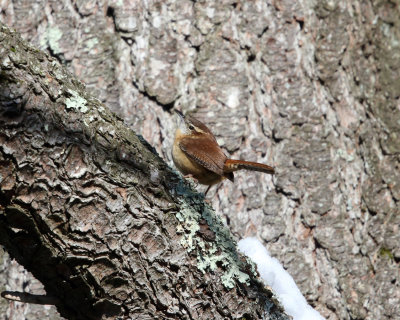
[183, 174, 199, 187]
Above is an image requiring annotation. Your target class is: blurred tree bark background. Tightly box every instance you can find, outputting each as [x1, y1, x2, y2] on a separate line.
[0, 0, 399, 319]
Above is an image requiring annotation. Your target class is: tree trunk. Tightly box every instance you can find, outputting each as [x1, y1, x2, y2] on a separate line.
[1, 1, 400, 320]
[0, 23, 289, 320]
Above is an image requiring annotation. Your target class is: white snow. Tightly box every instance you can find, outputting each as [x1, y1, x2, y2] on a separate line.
[238, 237, 325, 320]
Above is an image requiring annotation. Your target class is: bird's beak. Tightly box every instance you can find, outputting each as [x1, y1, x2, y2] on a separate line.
[174, 109, 187, 131]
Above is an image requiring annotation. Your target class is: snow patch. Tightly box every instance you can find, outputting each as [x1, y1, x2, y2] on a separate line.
[238, 237, 325, 320]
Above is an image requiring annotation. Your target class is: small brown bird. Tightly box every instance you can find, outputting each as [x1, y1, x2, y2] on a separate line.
[172, 110, 275, 194]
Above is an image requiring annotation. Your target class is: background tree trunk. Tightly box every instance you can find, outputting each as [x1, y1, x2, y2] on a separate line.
[1, 1, 400, 319]
[0, 23, 290, 320]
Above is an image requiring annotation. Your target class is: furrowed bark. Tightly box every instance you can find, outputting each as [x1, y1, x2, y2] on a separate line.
[0, 23, 289, 320]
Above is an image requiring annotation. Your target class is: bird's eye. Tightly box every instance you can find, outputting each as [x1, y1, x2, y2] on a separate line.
[188, 124, 195, 131]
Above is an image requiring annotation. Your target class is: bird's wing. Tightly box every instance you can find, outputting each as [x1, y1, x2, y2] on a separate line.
[179, 137, 227, 176]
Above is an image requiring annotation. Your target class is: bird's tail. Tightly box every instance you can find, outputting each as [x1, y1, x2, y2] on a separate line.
[224, 159, 275, 174]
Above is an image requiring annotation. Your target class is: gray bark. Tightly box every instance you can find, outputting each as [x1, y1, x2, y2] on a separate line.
[1, 0, 400, 320]
[0, 23, 289, 320]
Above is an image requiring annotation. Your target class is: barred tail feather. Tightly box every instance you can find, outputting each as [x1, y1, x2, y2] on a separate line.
[224, 159, 275, 174]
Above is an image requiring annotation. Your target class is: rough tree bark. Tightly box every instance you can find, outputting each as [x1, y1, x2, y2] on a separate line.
[1, 1, 400, 320]
[0, 24, 290, 319]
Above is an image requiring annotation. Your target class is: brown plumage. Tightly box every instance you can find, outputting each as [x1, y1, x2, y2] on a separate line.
[224, 159, 275, 174]
[172, 110, 275, 194]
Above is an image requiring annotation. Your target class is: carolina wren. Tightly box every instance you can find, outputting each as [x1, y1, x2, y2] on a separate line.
[172, 110, 275, 194]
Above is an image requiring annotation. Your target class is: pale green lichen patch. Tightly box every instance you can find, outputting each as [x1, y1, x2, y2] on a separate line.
[176, 202, 200, 250]
[221, 263, 250, 289]
[337, 148, 354, 162]
[83, 115, 97, 126]
[29, 60, 46, 77]
[175, 182, 256, 289]
[65, 89, 88, 113]
[86, 37, 99, 51]
[42, 26, 63, 55]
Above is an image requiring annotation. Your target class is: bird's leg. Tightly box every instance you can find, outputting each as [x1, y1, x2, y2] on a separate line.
[204, 185, 212, 196]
